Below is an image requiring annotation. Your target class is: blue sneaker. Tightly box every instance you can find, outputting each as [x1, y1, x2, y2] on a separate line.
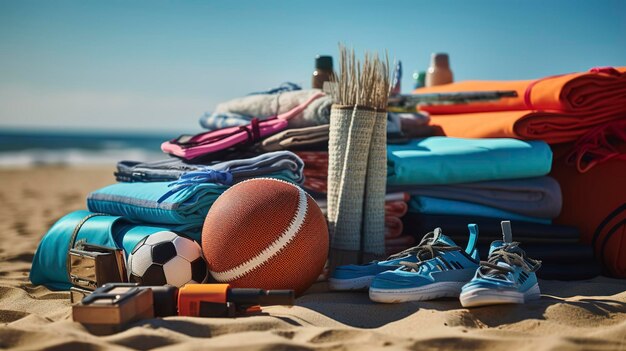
[369, 225, 480, 303]
[329, 233, 441, 291]
[460, 221, 542, 308]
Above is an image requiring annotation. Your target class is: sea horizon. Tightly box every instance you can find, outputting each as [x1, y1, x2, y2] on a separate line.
[0, 127, 181, 167]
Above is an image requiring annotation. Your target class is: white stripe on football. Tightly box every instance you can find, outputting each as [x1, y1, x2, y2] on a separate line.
[208, 184, 308, 281]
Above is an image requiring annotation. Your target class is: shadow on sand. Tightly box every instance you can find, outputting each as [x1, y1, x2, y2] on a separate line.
[296, 278, 626, 329]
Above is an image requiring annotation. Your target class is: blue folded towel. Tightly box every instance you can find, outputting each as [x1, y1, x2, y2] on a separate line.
[88, 171, 297, 231]
[387, 137, 552, 186]
[408, 196, 551, 224]
[87, 180, 228, 231]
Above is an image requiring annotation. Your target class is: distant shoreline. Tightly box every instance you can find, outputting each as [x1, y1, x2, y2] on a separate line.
[0, 128, 173, 166]
[0, 126, 189, 138]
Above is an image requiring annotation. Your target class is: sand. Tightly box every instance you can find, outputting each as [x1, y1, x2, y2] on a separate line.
[1, 167, 626, 351]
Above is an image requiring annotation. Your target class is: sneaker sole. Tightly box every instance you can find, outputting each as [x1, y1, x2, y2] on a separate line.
[328, 275, 375, 291]
[369, 281, 466, 303]
[459, 283, 541, 308]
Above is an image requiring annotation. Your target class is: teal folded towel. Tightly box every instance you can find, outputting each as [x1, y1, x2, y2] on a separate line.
[30, 210, 177, 290]
[87, 180, 229, 232]
[387, 137, 552, 186]
[87, 172, 296, 231]
[409, 196, 551, 224]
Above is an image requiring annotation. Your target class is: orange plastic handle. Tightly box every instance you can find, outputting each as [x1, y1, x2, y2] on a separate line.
[177, 284, 230, 317]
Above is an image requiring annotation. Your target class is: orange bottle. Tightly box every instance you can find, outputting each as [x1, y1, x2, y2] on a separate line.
[312, 55, 334, 89]
[425, 53, 453, 87]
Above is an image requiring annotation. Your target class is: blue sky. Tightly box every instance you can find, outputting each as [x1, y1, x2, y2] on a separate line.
[1, 0, 624, 133]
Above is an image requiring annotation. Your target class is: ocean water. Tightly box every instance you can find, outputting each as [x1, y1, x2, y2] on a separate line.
[0, 129, 174, 167]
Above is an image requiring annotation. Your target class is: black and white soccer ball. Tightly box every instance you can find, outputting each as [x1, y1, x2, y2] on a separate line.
[127, 231, 208, 287]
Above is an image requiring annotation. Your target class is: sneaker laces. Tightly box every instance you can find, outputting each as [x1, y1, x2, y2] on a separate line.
[390, 231, 461, 271]
[385, 231, 437, 260]
[479, 242, 541, 278]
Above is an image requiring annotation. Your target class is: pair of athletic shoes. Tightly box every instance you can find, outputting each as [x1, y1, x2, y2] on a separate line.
[329, 221, 542, 307]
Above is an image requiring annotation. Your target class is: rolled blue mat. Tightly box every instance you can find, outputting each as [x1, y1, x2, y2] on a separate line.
[30, 210, 181, 290]
[387, 137, 552, 186]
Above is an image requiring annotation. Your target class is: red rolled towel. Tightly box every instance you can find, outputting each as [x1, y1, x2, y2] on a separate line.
[385, 216, 404, 238]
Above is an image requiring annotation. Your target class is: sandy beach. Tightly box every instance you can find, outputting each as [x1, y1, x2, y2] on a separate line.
[1, 167, 626, 351]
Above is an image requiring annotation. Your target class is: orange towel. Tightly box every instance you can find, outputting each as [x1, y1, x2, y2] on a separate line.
[416, 67, 626, 144]
[413, 67, 626, 115]
[429, 110, 626, 144]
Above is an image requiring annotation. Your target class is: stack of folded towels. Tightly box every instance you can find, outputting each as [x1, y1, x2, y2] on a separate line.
[409, 66, 626, 279]
[94, 84, 333, 239]
[415, 67, 626, 144]
[384, 137, 599, 279]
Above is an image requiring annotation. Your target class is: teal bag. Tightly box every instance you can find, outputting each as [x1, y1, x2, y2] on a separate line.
[387, 137, 552, 186]
[29, 210, 178, 290]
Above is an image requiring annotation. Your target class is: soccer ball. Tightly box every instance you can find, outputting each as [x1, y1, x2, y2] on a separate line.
[127, 231, 208, 287]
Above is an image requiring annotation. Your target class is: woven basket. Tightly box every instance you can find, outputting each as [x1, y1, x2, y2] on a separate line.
[326, 106, 350, 240]
[362, 110, 387, 258]
[328, 105, 376, 267]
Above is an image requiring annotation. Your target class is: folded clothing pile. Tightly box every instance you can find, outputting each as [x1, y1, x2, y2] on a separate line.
[408, 67, 626, 279]
[383, 137, 578, 265]
[115, 151, 305, 185]
[94, 153, 304, 236]
[401, 176, 562, 225]
[389, 176, 562, 219]
[87, 179, 230, 235]
[257, 113, 436, 156]
[200, 88, 333, 130]
[298, 137, 558, 229]
[387, 137, 559, 224]
[164, 92, 326, 162]
[298, 136, 554, 193]
[257, 124, 329, 152]
[414, 67, 626, 144]
[386, 137, 553, 186]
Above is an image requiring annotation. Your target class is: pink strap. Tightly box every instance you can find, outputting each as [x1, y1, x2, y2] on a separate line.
[162, 119, 288, 160]
[523, 73, 566, 110]
[589, 66, 621, 76]
[240, 118, 261, 145]
[162, 92, 327, 160]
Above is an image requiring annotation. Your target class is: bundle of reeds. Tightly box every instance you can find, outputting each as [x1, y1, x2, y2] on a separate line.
[327, 45, 391, 267]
